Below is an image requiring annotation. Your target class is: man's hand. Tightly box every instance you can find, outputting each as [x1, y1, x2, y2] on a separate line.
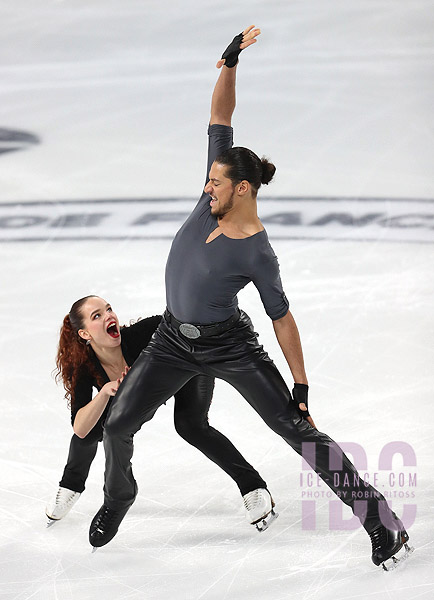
[292, 383, 317, 429]
[216, 25, 261, 69]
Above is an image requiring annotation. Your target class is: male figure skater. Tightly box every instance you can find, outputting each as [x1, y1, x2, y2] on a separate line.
[90, 26, 412, 570]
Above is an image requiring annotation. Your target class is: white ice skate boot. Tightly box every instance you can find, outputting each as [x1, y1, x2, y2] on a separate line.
[243, 488, 278, 532]
[46, 487, 81, 526]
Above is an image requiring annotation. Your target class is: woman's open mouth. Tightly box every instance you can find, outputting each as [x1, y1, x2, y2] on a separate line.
[106, 321, 120, 338]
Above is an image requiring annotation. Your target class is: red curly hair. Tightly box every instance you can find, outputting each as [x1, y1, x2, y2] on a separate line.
[55, 296, 106, 409]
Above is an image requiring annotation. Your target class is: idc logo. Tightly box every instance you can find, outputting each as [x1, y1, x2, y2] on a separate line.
[300, 441, 417, 531]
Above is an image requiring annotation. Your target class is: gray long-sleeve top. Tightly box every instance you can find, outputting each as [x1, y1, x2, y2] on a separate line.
[165, 124, 289, 325]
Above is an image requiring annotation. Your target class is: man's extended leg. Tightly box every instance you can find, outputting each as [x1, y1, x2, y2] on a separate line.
[218, 357, 387, 530]
[90, 345, 198, 548]
[214, 350, 412, 567]
[201, 313, 395, 534]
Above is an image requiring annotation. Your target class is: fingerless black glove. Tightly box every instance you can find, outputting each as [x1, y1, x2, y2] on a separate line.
[221, 32, 244, 68]
[292, 383, 310, 419]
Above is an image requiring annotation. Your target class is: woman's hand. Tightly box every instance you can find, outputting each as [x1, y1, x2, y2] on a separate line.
[102, 366, 130, 397]
[73, 366, 131, 438]
[117, 365, 130, 387]
[101, 380, 120, 397]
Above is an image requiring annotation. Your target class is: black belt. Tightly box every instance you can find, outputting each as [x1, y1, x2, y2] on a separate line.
[164, 309, 240, 339]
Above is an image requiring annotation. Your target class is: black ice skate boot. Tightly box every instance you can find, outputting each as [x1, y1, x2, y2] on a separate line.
[369, 523, 414, 570]
[89, 504, 131, 550]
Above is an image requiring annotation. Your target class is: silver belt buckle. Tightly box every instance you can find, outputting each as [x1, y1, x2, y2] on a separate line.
[179, 323, 201, 339]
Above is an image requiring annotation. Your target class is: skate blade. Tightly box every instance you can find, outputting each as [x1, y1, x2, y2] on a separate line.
[382, 543, 414, 571]
[91, 547, 98, 554]
[46, 518, 58, 528]
[255, 509, 279, 532]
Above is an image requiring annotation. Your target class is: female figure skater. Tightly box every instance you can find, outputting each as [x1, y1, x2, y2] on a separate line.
[46, 295, 277, 531]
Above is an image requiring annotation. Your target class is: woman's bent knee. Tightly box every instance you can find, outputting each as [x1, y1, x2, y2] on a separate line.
[174, 414, 208, 441]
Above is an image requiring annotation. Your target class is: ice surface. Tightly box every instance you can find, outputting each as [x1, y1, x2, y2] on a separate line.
[0, 1, 433, 599]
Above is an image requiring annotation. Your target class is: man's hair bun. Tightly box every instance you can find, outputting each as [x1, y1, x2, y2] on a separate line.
[215, 147, 276, 194]
[261, 158, 276, 185]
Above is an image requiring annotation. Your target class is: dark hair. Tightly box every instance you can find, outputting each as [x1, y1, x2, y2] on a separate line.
[215, 146, 276, 195]
[54, 295, 105, 409]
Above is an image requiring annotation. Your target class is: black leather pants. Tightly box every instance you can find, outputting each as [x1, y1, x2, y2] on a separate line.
[60, 433, 100, 493]
[103, 310, 390, 533]
[60, 374, 265, 496]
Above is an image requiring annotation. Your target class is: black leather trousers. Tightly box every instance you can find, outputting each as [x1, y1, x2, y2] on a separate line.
[103, 310, 390, 533]
[60, 433, 100, 493]
[60, 374, 265, 496]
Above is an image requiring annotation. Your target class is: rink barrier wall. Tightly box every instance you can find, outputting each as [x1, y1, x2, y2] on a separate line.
[0, 196, 433, 243]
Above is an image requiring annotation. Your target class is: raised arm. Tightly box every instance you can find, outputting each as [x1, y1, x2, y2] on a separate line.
[210, 25, 261, 126]
[209, 66, 237, 126]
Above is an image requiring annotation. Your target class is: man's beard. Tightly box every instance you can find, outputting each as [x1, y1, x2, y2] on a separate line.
[212, 189, 235, 218]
